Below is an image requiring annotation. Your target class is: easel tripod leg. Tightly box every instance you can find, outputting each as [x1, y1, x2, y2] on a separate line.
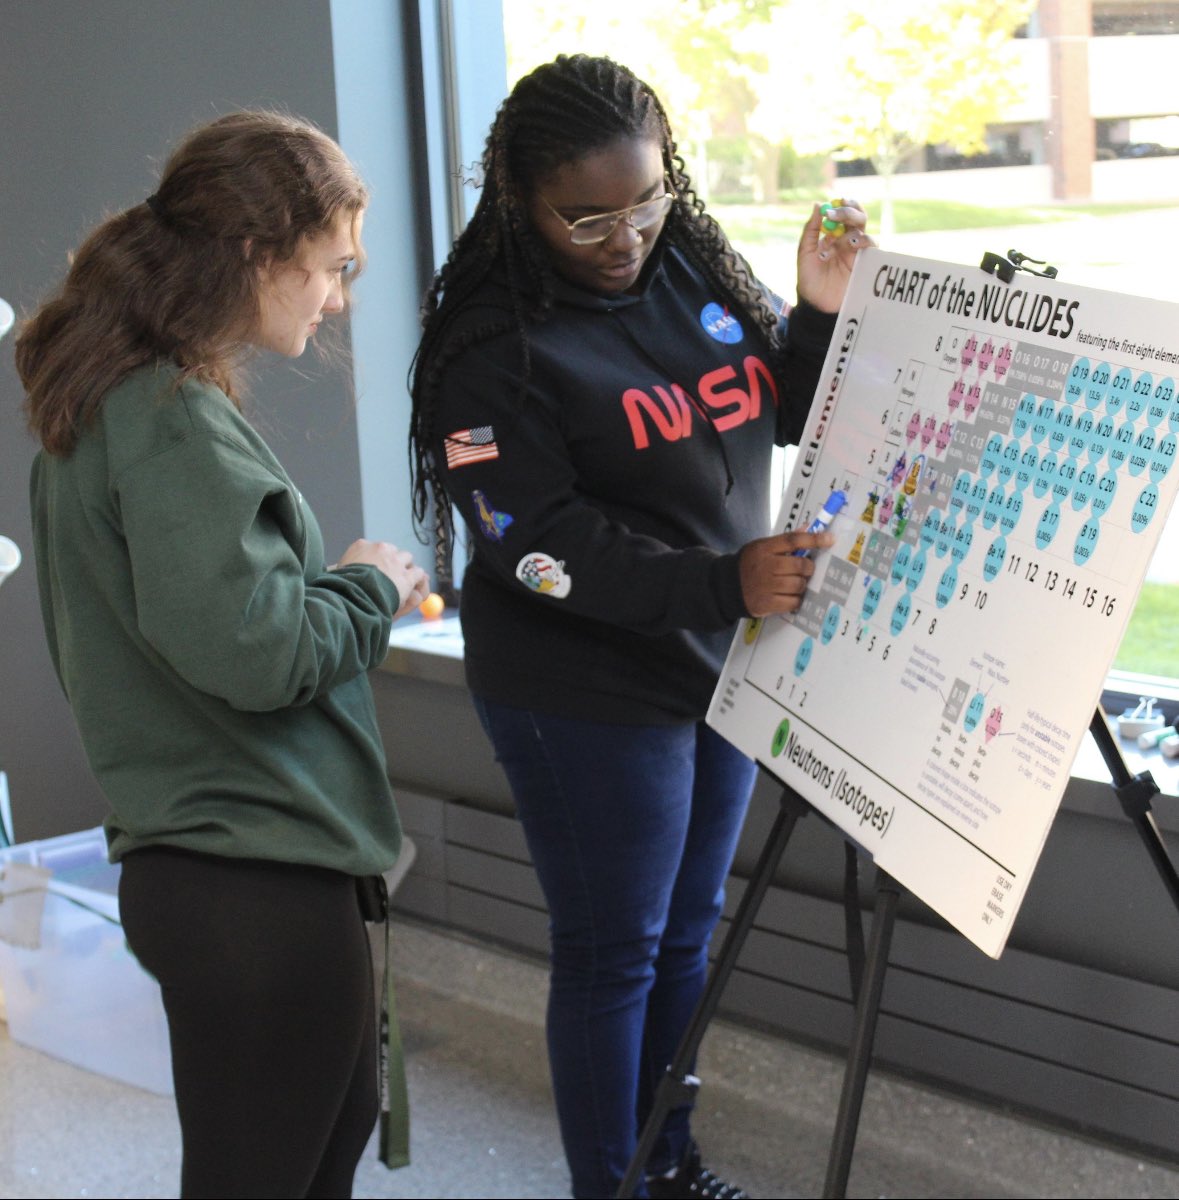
[823, 869, 901, 1200]
[1088, 710, 1179, 910]
[615, 785, 810, 1199]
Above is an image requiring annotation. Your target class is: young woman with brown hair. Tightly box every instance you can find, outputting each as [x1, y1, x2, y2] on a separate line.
[18, 110, 428, 1199]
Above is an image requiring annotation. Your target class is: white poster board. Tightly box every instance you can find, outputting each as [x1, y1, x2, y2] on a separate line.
[709, 247, 1179, 957]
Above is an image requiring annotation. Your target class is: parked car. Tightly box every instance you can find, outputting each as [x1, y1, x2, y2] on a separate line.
[1114, 141, 1179, 158]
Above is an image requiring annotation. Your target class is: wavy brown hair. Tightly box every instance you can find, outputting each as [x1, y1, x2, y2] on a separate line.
[17, 109, 368, 455]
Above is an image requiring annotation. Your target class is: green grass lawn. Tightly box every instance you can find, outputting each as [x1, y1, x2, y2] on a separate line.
[711, 197, 1179, 245]
[1113, 582, 1179, 678]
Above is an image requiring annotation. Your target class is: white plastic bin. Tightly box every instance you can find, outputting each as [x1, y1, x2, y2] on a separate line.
[0, 827, 173, 1095]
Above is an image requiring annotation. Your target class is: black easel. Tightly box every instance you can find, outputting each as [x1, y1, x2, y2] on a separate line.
[617, 705, 1179, 1199]
[1088, 709, 1179, 908]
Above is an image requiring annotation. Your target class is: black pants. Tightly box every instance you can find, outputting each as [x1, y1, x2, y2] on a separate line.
[119, 847, 377, 1199]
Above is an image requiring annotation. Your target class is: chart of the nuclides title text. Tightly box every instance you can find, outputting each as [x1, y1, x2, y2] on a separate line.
[709, 248, 1179, 956]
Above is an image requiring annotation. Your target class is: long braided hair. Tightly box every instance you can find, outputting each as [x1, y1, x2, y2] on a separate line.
[409, 53, 782, 561]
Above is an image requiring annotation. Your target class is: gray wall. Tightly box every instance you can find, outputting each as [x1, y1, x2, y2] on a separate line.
[0, 0, 425, 841]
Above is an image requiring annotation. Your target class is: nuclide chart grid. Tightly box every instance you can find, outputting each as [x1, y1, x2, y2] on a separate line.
[708, 248, 1179, 956]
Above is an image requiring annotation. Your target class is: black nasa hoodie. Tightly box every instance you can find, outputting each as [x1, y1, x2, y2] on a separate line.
[432, 240, 837, 724]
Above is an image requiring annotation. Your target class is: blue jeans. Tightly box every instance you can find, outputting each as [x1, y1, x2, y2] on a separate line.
[472, 698, 757, 1199]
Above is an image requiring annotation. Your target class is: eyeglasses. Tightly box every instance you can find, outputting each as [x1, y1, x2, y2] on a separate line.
[538, 186, 675, 245]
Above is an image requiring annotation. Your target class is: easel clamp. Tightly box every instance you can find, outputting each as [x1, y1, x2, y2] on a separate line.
[1117, 771, 1164, 820]
[980, 248, 1059, 283]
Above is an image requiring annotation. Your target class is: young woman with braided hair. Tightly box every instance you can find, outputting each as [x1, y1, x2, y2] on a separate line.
[409, 54, 871, 1199]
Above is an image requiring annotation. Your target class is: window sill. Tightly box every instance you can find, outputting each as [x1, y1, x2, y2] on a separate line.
[381, 619, 1179, 820]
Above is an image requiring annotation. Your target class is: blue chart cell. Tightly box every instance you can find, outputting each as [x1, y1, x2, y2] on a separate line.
[890, 592, 911, 635]
[982, 485, 1004, 530]
[935, 512, 954, 559]
[1036, 503, 1061, 549]
[1086, 362, 1112, 410]
[1015, 446, 1036, 491]
[1073, 518, 1100, 566]
[1031, 404, 1052, 446]
[1066, 359, 1089, 407]
[1129, 431, 1153, 478]
[794, 637, 814, 676]
[964, 692, 985, 733]
[951, 521, 973, 564]
[1072, 463, 1097, 511]
[936, 563, 958, 608]
[1090, 415, 1114, 461]
[960, 475, 989, 523]
[997, 441, 1018, 485]
[1170, 389, 1179, 433]
[1109, 422, 1134, 471]
[1147, 379, 1171, 428]
[1051, 459, 1076, 506]
[821, 603, 841, 644]
[965, 479, 987, 524]
[1072, 410, 1094, 455]
[980, 435, 1001, 478]
[1131, 484, 1160, 534]
[906, 548, 929, 591]
[920, 508, 940, 550]
[1128, 373, 1152, 421]
[983, 535, 1007, 581]
[1000, 490, 1023, 536]
[1092, 469, 1118, 516]
[1151, 433, 1176, 482]
[1108, 367, 1131, 415]
[1033, 452, 1057, 499]
[1013, 393, 1036, 436]
[861, 578, 884, 620]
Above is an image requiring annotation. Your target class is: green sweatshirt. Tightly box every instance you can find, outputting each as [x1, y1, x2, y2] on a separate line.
[30, 364, 402, 875]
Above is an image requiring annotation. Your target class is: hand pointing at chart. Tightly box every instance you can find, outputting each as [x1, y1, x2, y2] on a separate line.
[739, 529, 836, 617]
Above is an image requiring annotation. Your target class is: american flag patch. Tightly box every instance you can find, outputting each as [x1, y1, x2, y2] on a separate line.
[444, 426, 499, 469]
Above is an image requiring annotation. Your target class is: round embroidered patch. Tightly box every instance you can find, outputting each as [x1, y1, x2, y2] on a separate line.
[700, 302, 743, 344]
[515, 552, 572, 598]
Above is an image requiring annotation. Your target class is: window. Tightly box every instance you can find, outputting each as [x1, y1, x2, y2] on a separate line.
[499, 0, 1178, 707]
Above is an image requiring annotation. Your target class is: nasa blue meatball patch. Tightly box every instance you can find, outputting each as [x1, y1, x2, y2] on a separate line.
[700, 302, 743, 343]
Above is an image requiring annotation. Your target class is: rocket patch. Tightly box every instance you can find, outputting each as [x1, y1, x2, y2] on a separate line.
[472, 489, 514, 542]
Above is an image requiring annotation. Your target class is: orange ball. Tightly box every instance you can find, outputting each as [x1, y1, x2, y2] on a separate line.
[419, 592, 445, 620]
